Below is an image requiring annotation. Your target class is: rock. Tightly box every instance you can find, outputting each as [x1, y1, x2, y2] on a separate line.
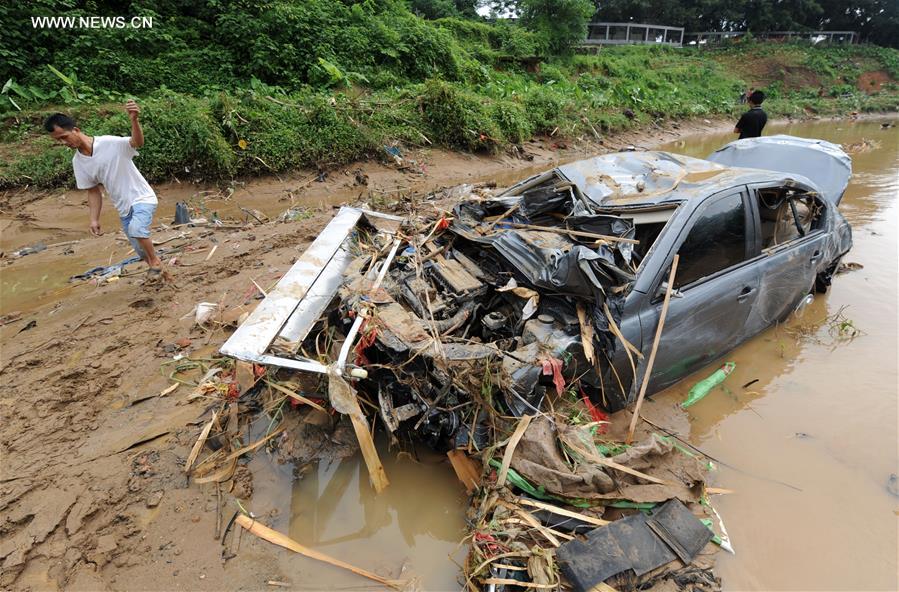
[146, 490, 164, 508]
[175, 337, 192, 349]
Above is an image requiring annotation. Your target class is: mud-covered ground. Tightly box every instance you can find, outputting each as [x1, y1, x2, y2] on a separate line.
[0, 116, 866, 590]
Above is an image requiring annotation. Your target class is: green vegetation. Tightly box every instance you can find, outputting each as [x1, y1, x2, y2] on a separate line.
[0, 1, 897, 189]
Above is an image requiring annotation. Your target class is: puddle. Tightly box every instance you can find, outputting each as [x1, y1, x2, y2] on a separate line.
[247, 443, 466, 590]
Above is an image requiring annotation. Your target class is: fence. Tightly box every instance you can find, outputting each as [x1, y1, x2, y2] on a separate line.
[583, 22, 685, 47]
[683, 30, 858, 45]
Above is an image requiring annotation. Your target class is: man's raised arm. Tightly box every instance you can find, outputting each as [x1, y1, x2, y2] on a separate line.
[125, 100, 144, 148]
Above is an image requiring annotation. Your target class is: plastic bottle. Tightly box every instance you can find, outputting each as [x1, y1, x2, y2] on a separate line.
[681, 362, 736, 409]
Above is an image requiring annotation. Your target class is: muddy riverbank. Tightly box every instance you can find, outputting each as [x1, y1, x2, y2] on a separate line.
[1, 115, 896, 591]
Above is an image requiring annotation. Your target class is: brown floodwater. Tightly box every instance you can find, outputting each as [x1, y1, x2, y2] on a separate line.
[655, 118, 899, 591]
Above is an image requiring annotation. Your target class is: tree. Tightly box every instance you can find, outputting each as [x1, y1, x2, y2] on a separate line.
[814, 0, 899, 47]
[518, 0, 595, 53]
[409, 0, 480, 19]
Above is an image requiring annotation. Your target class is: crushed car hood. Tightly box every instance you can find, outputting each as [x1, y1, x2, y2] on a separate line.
[707, 135, 852, 205]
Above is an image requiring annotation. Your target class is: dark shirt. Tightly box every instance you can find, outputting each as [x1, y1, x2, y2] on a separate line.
[736, 106, 767, 139]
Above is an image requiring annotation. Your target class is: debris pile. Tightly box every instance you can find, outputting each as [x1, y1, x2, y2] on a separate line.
[198, 178, 734, 590]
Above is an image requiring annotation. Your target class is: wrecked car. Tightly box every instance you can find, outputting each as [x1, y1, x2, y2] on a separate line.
[490, 134, 854, 410]
[220, 135, 852, 447]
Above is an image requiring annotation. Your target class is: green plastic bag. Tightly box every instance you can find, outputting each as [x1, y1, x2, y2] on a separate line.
[681, 362, 736, 409]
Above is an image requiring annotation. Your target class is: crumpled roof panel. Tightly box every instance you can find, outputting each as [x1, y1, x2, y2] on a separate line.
[557, 151, 744, 206]
[708, 135, 851, 204]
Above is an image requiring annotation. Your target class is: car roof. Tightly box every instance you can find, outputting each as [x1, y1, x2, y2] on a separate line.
[553, 151, 819, 208]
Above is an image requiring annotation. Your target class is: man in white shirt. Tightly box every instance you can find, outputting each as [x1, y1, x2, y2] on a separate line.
[44, 101, 164, 275]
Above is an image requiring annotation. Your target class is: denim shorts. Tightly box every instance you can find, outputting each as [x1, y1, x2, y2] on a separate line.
[120, 202, 156, 259]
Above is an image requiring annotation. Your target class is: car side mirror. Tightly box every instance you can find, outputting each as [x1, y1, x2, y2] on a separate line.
[657, 281, 684, 300]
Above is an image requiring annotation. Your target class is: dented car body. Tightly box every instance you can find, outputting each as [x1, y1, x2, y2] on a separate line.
[221, 136, 852, 445]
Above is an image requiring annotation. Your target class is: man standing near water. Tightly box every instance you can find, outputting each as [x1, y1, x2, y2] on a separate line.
[734, 90, 767, 139]
[44, 100, 166, 277]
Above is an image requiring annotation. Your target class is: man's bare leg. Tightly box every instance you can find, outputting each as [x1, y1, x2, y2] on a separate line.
[134, 236, 173, 283]
[135, 237, 162, 269]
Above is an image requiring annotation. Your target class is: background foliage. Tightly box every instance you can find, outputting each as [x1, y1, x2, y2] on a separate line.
[0, 1, 896, 188]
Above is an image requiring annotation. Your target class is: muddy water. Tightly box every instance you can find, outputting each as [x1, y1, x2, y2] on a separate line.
[655, 118, 899, 590]
[246, 444, 467, 590]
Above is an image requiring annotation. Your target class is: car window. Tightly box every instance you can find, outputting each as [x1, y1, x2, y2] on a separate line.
[675, 192, 748, 289]
[756, 188, 825, 249]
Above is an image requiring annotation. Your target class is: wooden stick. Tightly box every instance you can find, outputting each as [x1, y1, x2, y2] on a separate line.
[158, 383, 179, 397]
[221, 425, 286, 463]
[499, 517, 574, 541]
[205, 244, 218, 261]
[496, 415, 532, 488]
[499, 502, 561, 547]
[589, 455, 669, 485]
[185, 411, 217, 473]
[350, 411, 390, 493]
[194, 458, 238, 484]
[235, 514, 405, 590]
[482, 579, 558, 589]
[588, 583, 620, 592]
[447, 449, 481, 493]
[560, 430, 670, 485]
[507, 223, 639, 245]
[517, 497, 609, 527]
[576, 303, 595, 364]
[486, 203, 519, 231]
[626, 254, 679, 444]
[265, 380, 327, 413]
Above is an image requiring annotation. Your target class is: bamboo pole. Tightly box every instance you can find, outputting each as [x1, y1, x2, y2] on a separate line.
[235, 514, 405, 589]
[626, 254, 679, 444]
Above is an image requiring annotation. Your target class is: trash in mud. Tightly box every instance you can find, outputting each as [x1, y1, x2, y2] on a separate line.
[836, 261, 864, 274]
[11, 243, 47, 258]
[682, 362, 736, 409]
[173, 201, 191, 225]
[555, 499, 714, 591]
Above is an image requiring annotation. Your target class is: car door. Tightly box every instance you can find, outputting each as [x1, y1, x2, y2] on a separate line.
[748, 182, 830, 325]
[639, 187, 761, 393]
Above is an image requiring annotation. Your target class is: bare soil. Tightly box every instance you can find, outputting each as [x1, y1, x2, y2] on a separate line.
[857, 70, 893, 94]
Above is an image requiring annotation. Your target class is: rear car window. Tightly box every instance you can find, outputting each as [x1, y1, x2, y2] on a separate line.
[676, 192, 747, 288]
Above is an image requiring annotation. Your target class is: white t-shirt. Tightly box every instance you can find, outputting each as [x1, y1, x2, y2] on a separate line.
[73, 135, 157, 216]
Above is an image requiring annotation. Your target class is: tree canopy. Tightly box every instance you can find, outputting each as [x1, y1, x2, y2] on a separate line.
[593, 0, 898, 46]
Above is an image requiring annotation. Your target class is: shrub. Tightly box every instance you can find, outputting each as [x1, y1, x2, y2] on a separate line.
[419, 79, 500, 150]
[490, 100, 533, 143]
[523, 85, 565, 132]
